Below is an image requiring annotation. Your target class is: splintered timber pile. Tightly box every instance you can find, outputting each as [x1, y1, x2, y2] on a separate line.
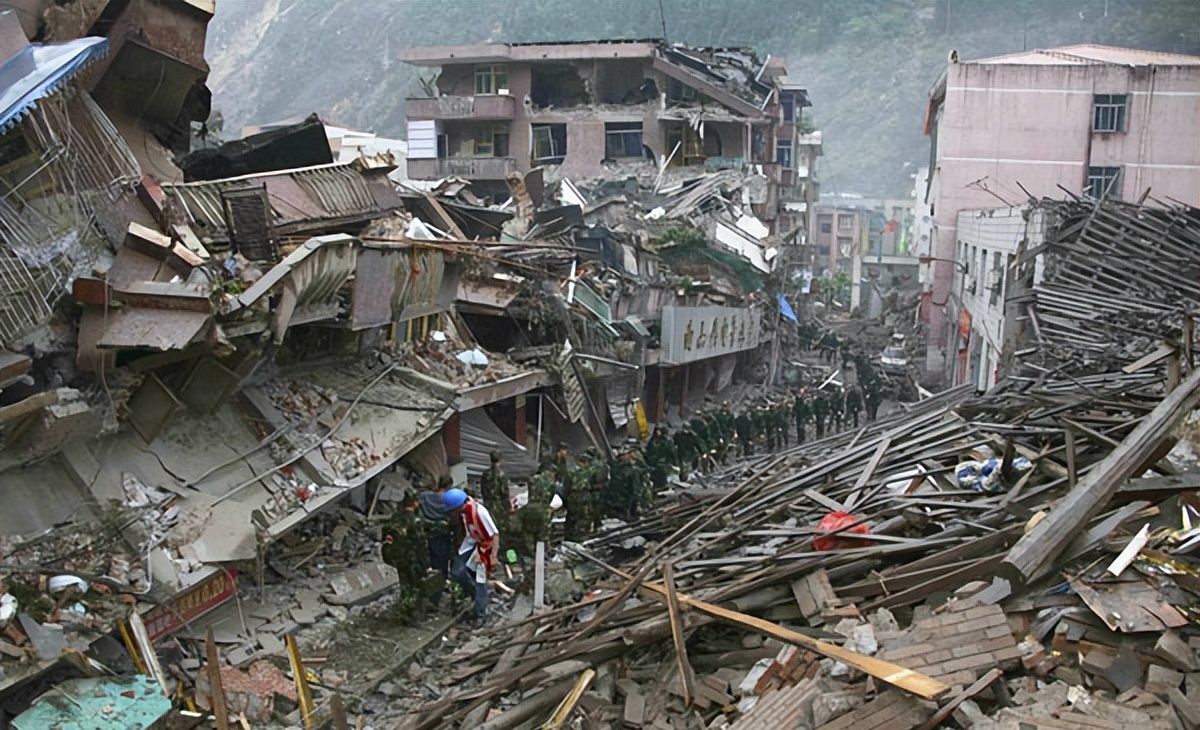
[395, 373, 1199, 729]
[393, 198, 1200, 729]
[1011, 197, 1200, 373]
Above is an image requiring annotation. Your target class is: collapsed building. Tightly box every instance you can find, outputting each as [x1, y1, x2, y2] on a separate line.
[0, 14, 828, 722]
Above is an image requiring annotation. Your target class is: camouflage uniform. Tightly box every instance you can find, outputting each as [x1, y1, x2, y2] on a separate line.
[735, 412, 756, 456]
[829, 389, 844, 432]
[793, 394, 811, 443]
[844, 386, 863, 428]
[479, 453, 510, 532]
[812, 392, 828, 438]
[515, 471, 555, 555]
[381, 500, 435, 620]
[645, 429, 677, 489]
[673, 424, 700, 480]
[565, 455, 595, 541]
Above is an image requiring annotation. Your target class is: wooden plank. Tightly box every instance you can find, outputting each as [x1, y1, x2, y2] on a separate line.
[1003, 366, 1200, 584]
[1064, 429, 1077, 487]
[543, 669, 595, 730]
[285, 633, 316, 729]
[578, 550, 950, 701]
[847, 435, 891, 508]
[662, 562, 696, 708]
[206, 627, 231, 730]
[1121, 343, 1174, 374]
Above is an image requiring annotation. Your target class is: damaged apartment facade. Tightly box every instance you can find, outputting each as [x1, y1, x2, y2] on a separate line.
[921, 44, 1200, 381]
[400, 39, 820, 243]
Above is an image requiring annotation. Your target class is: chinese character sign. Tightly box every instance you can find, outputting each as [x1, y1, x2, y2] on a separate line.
[661, 306, 761, 364]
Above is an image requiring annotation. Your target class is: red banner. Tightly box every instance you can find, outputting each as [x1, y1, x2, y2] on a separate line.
[143, 566, 238, 642]
[958, 308, 973, 349]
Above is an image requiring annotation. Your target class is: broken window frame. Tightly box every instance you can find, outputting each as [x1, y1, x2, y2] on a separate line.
[775, 140, 793, 169]
[666, 77, 702, 105]
[781, 94, 796, 123]
[819, 222, 832, 234]
[1085, 166, 1122, 199]
[474, 64, 509, 96]
[665, 124, 706, 167]
[837, 215, 853, 231]
[474, 125, 510, 158]
[1092, 94, 1127, 133]
[604, 122, 644, 159]
[531, 123, 567, 165]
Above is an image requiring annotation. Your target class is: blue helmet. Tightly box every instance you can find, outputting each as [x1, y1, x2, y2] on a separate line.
[442, 488, 468, 510]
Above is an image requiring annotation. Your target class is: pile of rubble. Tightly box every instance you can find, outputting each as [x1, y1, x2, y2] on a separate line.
[384, 198, 1200, 730]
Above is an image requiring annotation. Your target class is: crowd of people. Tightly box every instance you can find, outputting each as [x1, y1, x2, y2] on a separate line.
[377, 328, 894, 627]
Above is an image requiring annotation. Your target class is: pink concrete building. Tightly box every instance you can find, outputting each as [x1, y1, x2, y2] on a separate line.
[921, 44, 1200, 378]
[399, 40, 818, 237]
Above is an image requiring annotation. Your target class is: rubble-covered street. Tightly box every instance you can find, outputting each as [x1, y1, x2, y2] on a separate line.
[1, 1, 1200, 729]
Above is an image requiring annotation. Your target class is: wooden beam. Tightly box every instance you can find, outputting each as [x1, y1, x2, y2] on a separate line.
[575, 549, 949, 701]
[847, 435, 891, 508]
[917, 668, 1002, 730]
[541, 669, 595, 730]
[1064, 429, 1077, 487]
[206, 628, 231, 730]
[1003, 366, 1200, 584]
[286, 634, 316, 729]
[662, 562, 697, 707]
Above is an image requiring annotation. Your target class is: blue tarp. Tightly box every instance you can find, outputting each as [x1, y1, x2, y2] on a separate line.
[778, 293, 798, 323]
[12, 675, 169, 730]
[0, 36, 107, 133]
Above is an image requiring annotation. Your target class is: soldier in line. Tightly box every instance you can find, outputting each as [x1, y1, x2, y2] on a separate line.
[514, 468, 555, 556]
[717, 402, 736, 462]
[775, 400, 791, 447]
[607, 443, 651, 519]
[828, 387, 844, 433]
[844, 385, 863, 428]
[757, 405, 776, 451]
[865, 382, 883, 422]
[811, 391, 828, 439]
[793, 391, 811, 444]
[645, 426, 677, 489]
[478, 450, 510, 533]
[735, 408, 756, 456]
[565, 452, 595, 541]
[673, 422, 701, 481]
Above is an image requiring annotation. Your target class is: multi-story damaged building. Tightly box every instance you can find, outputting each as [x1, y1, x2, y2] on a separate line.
[921, 44, 1200, 380]
[399, 39, 817, 240]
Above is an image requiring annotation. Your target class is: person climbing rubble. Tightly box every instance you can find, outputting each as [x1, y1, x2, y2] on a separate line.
[442, 488, 499, 627]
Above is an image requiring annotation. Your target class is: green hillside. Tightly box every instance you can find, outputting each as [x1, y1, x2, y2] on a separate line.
[206, 0, 1199, 197]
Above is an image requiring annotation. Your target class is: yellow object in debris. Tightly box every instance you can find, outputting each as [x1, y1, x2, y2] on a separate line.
[285, 634, 316, 729]
[633, 399, 649, 440]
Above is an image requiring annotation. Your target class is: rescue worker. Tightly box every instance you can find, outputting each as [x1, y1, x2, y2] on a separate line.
[844, 385, 863, 428]
[381, 491, 432, 621]
[422, 474, 454, 608]
[478, 450, 510, 532]
[811, 391, 828, 439]
[673, 422, 700, 481]
[735, 409, 756, 456]
[515, 469, 555, 555]
[645, 426, 677, 489]
[793, 391, 811, 444]
[865, 382, 883, 422]
[829, 387, 844, 432]
[442, 488, 499, 628]
[565, 451, 595, 540]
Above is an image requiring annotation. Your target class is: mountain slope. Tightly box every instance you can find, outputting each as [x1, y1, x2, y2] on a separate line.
[206, 0, 1200, 197]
